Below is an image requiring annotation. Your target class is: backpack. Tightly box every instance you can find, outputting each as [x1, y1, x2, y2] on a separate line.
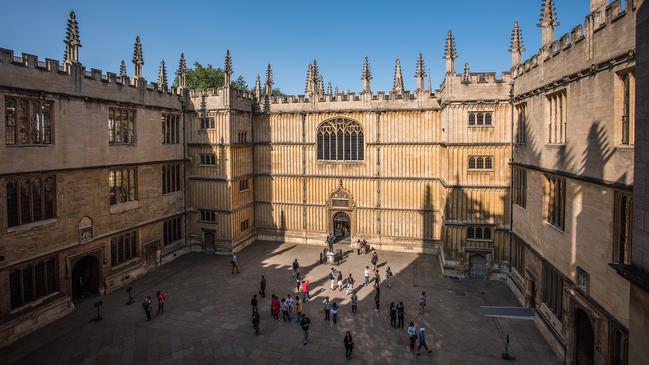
[329, 271, 335, 280]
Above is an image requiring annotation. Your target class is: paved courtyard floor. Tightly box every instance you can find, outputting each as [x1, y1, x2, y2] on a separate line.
[1, 242, 558, 364]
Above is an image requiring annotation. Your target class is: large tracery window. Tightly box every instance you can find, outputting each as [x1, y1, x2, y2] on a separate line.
[317, 118, 364, 161]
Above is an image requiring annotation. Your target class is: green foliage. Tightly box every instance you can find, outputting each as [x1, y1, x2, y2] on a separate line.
[271, 88, 284, 96]
[173, 62, 249, 92]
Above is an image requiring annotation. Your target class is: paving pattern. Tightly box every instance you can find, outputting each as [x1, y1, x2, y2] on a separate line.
[1, 242, 558, 364]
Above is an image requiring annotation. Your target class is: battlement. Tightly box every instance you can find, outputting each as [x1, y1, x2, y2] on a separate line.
[513, 0, 638, 81]
[188, 87, 254, 101]
[0, 48, 183, 102]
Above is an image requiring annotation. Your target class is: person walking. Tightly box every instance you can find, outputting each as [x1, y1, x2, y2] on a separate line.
[389, 302, 397, 328]
[363, 266, 370, 286]
[373, 270, 381, 288]
[370, 252, 378, 271]
[295, 272, 301, 292]
[329, 267, 337, 290]
[407, 322, 417, 351]
[252, 307, 260, 335]
[323, 297, 331, 321]
[300, 316, 311, 345]
[397, 301, 405, 328]
[301, 279, 310, 302]
[331, 302, 339, 323]
[231, 253, 240, 274]
[351, 292, 358, 313]
[156, 290, 166, 316]
[292, 258, 300, 277]
[417, 327, 432, 355]
[295, 296, 303, 323]
[281, 297, 289, 321]
[346, 274, 355, 295]
[374, 287, 381, 311]
[286, 294, 294, 319]
[385, 266, 393, 288]
[419, 291, 427, 315]
[251, 294, 258, 316]
[142, 295, 153, 321]
[337, 271, 344, 292]
[259, 275, 266, 298]
[344, 331, 354, 359]
[271, 295, 280, 320]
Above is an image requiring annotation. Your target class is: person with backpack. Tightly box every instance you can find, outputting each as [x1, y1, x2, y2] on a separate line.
[323, 297, 331, 321]
[351, 292, 358, 313]
[407, 322, 417, 351]
[292, 258, 300, 277]
[142, 296, 153, 321]
[295, 296, 303, 323]
[286, 294, 294, 319]
[329, 267, 337, 290]
[363, 266, 370, 286]
[374, 269, 381, 287]
[385, 266, 393, 288]
[259, 275, 266, 298]
[344, 331, 354, 359]
[419, 291, 427, 315]
[346, 273, 355, 295]
[337, 271, 344, 292]
[252, 307, 260, 335]
[300, 316, 311, 345]
[301, 279, 310, 302]
[397, 302, 405, 328]
[417, 327, 432, 355]
[281, 297, 290, 321]
[389, 302, 397, 328]
[370, 252, 378, 270]
[330, 301, 339, 323]
[231, 253, 240, 274]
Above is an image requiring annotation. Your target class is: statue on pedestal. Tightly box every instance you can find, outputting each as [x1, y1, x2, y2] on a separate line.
[326, 232, 335, 252]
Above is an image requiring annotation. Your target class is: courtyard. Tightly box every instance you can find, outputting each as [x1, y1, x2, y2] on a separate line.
[0, 242, 557, 364]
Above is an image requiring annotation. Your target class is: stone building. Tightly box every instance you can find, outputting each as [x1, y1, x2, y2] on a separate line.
[0, 1, 646, 363]
[507, 0, 642, 364]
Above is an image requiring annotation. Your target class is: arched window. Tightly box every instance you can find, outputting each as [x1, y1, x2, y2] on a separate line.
[484, 228, 492, 240]
[468, 157, 476, 169]
[484, 113, 492, 125]
[476, 157, 484, 169]
[485, 157, 493, 170]
[468, 113, 476, 125]
[475, 227, 483, 239]
[476, 113, 484, 125]
[316, 118, 364, 161]
[467, 227, 475, 239]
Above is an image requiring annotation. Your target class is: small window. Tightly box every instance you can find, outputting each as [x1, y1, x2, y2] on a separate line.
[108, 107, 136, 144]
[513, 166, 527, 208]
[485, 157, 492, 169]
[483, 228, 491, 240]
[476, 158, 484, 169]
[467, 227, 475, 239]
[545, 174, 566, 230]
[239, 179, 249, 191]
[484, 113, 492, 125]
[542, 263, 563, 318]
[613, 191, 632, 264]
[200, 154, 216, 165]
[110, 230, 138, 267]
[5, 96, 54, 145]
[468, 113, 476, 125]
[238, 131, 248, 143]
[200, 210, 216, 223]
[468, 157, 476, 169]
[163, 216, 182, 245]
[476, 113, 484, 125]
[576, 266, 589, 294]
[6, 175, 56, 227]
[162, 164, 181, 194]
[240, 218, 250, 232]
[200, 117, 215, 129]
[109, 168, 137, 205]
[161, 114, 180, 144]
[10, 257, 58, 309]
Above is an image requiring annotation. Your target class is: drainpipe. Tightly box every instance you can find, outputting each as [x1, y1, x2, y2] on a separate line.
[508, 80, 515, 274]
[180, 96, 189, 251]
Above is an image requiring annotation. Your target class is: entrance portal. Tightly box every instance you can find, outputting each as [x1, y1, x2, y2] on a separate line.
[468, 255, 486, 279]
[332, 212, 351, 242]
[575, 308, 595, 365]
[71, 255, 100, 301]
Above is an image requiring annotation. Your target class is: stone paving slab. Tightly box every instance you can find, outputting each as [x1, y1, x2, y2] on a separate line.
[0, 242, 558, 364]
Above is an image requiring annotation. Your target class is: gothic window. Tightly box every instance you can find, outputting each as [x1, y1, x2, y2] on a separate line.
[200, 210, 217, 222]
[240, 218, 250, 232]
[542, 263, 563, 318]
[110, 230, 138, 267]
[200, 153, 216, 165]
[162, 114, 180, 144]
[513, 167, 527, 208]
[109, 168, 137, 205]
[199, 116, 215, 129]
[163, 216, 182, 245]
[609, 324, 629, 365]
[516, 104, 527, 145]
[316, 118, 364, 161]
[613, 191, 633, 264]
[9, 257, 58, 309]
[162, 164, 181, 194]
[511, 235, 526, 275]
[5, 96, 53, 145]
[468, 157, 476, 169]
[108, 107, 136, 144]
[484, 113, 492, 125]
[546, 90, 567, 144]
[6, 175, 56, 227]
[618, 70, 635, 145]
[468, 156, 493, 171]
[544, 174, 566, 230]
[468, 113, 476, 125]
[239, 179, 249, 191]
[467, 226, 492, 240]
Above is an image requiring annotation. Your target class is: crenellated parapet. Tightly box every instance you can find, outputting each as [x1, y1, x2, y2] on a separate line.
[0, 48, 183, 108]
[513, 0, 639, 93]
[438, 71, 512, 106]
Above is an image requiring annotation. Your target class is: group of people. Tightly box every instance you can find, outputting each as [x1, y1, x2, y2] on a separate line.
[142, 290, 166, 321]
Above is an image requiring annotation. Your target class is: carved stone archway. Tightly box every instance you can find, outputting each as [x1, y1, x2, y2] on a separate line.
[327, 179, 356, 243]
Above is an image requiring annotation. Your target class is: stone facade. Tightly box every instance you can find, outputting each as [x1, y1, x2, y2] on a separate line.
[508, 0, 642, 364]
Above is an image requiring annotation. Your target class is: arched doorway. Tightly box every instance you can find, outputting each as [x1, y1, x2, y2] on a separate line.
[332, 212, 351, 242]
[468, 255, 486, 279]
[575, 308, 595, 364]
[71, 255, 100, 300]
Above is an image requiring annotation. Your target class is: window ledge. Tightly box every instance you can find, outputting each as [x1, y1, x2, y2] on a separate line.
[109, 257, 142, 273]
[199, 221, 217, 224]
[7, 218, 58, 234]
[9, 291, 60, 315]
[467, 125, 494, 128]
[316, 160, 365, 165]
[545, 143, 566, 148]
[614, 145, 634, 151]
[198, 164, 216, 167]
[239, 189, 250, 193]
[163, 190, 183, 197]
[109, 200, 140, 214]
[543, 220, 565, 233]
[467, 169, 494, 173]
[6, 144, 53, 148]
[467, 238, 494, 243]
[109, 143, 137, 146]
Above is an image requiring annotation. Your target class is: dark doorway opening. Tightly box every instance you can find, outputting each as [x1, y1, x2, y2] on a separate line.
[71, 255, 100, 301]
[575, 308, 595, 365]
[468, 254, 486, 279]
[203, 229, 216, 254]
[333, 211, 351, 242]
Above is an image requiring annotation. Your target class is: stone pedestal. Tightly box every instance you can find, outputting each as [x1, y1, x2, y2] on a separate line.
[326, 251, 336, 264]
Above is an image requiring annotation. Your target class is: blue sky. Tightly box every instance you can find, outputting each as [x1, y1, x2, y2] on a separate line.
[0, 0, 590, 94]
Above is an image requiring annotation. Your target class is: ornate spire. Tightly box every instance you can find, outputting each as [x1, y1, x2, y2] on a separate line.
[509, 21, 525, 67]
[224, 49, 232, 86]
[312, 59, 320, 84]
[64, 11, 81, 64]
[119, 60, 127, 80]
[335, 86, 339, 95]
[361, 56, 372, 93]
[327, 81, 332, 95]
[254, 74, 262, 100]
[305, 62, 314, 94]
[415, 52, 427, 90]
[132, 36, 144, 78]
[462, 62, 471, 83]
[264, 64, 273, 112]
[158, 60, 167, 89]
[392, 58, 404, 94]
[318, 75, 324, 96]
[444, 30, 457, 74]
[538, 0, 558, 46]
[177, 53, 187, 89]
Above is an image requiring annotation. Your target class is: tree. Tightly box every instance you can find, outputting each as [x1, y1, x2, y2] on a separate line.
[174, 62, 249, 92]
